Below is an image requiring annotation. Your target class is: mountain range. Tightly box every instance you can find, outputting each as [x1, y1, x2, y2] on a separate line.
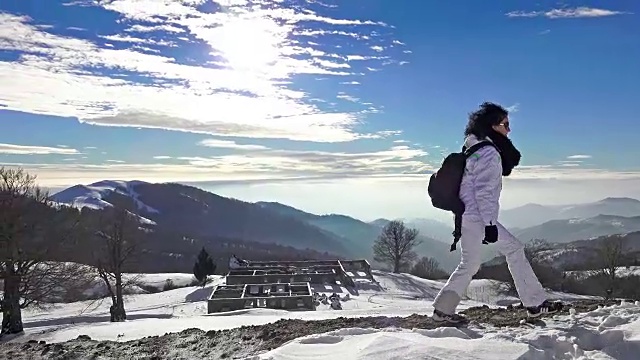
[51, 180, 640, 273]
[52, 181, 463, 270]
[53, 181, 351, 256]
[481, 230, 640, 271]
[513, 214, 640, 244]
[500, 197, 640, 229]
[249, 202, 463, 271]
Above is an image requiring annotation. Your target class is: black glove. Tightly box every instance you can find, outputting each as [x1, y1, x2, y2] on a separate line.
[482, 225, 498, 244]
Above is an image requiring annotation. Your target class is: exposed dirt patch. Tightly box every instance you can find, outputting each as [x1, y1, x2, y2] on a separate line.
[0, 299, 624, 360]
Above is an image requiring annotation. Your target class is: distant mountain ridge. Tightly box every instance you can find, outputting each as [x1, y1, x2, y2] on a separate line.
[52, 181, 354, 257]
[514, 214, 640, 244]
[257, 201, 382, 259]
[365, 217, 454, 244]
[402, 218, 454, 244]
[52, 180, 159, 225]
[53, 181, 640, 273]
[53, 181, 466, 270]
[43, 182, 340, 273]
[501, 197, 640, 229]
[256, 202, 466, 271]
[481, 230, 640, 271]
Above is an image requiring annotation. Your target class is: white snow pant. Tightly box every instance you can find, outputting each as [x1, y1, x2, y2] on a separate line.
[433, 215, 548, 315]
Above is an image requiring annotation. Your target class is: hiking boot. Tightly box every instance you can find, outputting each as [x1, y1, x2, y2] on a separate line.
[526, 300, 563, 318]
[432, 309, 468, 324]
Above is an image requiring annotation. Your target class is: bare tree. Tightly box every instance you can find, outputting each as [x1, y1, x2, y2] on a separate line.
[373, 220, 421, 273]
[410, 256, 448, 280]
[589, 237, 628, 299]
[0, 167, 87, 335]
[92, 202, 144, 322]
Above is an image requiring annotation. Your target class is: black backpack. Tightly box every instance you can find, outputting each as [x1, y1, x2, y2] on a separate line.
[427, 141, 496, 251]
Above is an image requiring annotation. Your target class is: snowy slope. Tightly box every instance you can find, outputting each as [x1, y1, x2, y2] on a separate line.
[8, 270, 594, 346]
[84, 272, 199, 297]
[3, 270, 638, 359]
[566, 266, 640, 280]
[51, 180, 159, 224]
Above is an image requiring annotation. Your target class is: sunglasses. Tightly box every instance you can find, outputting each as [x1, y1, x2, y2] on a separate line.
[498, 121, 510, 130]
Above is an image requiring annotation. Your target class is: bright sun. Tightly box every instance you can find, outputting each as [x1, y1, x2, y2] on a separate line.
[215, 16, 287, 74]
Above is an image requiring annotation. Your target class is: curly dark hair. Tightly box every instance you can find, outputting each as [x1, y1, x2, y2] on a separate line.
[464, 102, 509, 138]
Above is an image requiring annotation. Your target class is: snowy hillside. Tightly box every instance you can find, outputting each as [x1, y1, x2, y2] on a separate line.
[10, 271, 496, 344]
[51, 180, 159, 225]
[501, 197, 640, 229]
[49, 180, 356, 258]
[514, 214, 640, 244]
[3, 270, 638, 359]
[566, 266, 640, 280]
[52, 180, 158, 212]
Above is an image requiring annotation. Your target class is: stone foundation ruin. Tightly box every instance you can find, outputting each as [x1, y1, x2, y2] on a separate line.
[207, 259, 374, 313]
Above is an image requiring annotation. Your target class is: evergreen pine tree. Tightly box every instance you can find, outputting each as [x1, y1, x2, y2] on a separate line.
[193, 247, 216, 287]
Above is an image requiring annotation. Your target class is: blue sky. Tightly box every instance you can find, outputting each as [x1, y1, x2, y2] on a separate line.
[1, 0, 639, 221]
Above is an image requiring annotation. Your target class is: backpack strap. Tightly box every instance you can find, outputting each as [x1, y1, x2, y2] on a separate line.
[450, 212, 463, 252]
[463, 140, 496, 158]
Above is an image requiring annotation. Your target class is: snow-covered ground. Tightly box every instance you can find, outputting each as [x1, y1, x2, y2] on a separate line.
[86, 272, 199, 295]
[4, 270, 639, 359]
[566, 266, 640, 280]
[255, 300, 640, 360]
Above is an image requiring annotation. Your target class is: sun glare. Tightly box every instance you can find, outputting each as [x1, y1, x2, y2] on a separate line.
[213, 16, 288, 74]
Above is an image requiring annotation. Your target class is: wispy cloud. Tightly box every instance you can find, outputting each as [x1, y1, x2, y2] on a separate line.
[198, 139, 270, 151]
[0, 143, 80, 155]
[8, 160, 640, 190]
[6, 144, 431, 187]
[337, 93, 360, 102]
[175, 145, 429, 176]
[567, 154, 592, 159]
[125, 24, 185, 34]
[506, 103, 520, 112]
[4, 139, 631, 190]
[98, 33, 177, 47]
[0, 1, 407, 143]
[509, 167, 640, 180]
[506, 7, 631, 19]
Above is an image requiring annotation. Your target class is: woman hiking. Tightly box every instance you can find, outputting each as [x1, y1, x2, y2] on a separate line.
[431, 102, 563, 324]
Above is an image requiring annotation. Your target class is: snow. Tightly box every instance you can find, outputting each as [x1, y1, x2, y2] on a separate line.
[51, 180, 159, 215]
[4, 270, 639, 359]
[126, 273, 198, 289]
[252, 327, 533, 359]
[84, 272, 199, 297]
[567, 266, 640, 280]
[51, 180, 159, 224]
[254, 301, 640, 360]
